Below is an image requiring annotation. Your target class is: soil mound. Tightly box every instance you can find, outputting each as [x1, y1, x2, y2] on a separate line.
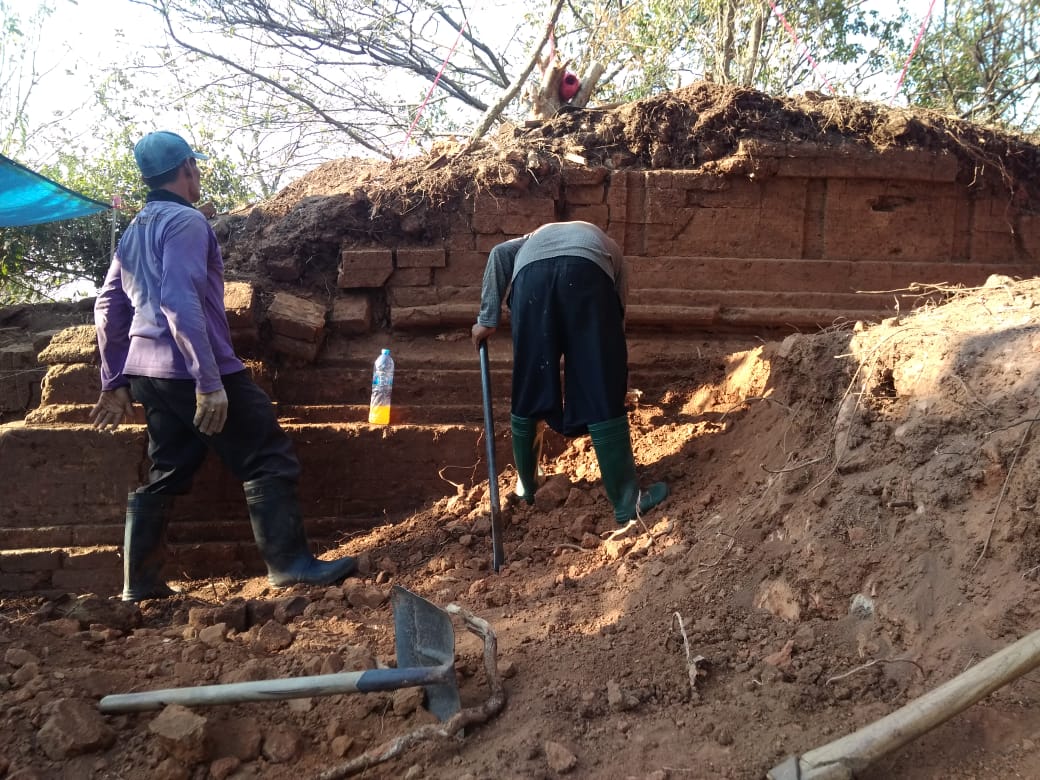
[236, 82, 1040, 247]
[4, 276, 1040, 778]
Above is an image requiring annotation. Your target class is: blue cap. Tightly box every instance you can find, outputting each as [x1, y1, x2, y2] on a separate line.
[133, 131, 209, 178]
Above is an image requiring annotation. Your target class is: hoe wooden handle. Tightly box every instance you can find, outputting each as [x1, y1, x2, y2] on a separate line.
[768, 627, 1040, 780]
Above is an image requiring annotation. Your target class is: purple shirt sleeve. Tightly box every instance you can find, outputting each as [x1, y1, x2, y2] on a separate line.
[159, 214, 224, 394]
[94, 256, 134, 392]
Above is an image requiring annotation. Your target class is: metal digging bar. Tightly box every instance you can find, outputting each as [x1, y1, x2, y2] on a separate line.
[98, 586, 461, 722]
[478, 339, 506, 572]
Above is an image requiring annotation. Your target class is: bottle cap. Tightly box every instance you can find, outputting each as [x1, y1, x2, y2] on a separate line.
[381, 348, 390, 355]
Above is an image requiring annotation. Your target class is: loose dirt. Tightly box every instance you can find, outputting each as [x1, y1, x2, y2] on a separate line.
[4, 83, 1040, 780]
[5, 276, 1040, 779]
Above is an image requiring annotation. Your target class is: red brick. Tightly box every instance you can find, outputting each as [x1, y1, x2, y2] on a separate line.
[1020, 214, 1040, 259]
[435, 251, 490, 286]
[471, 192, 556, 234]
[230, 328, 260, 356]
[37, 325, 97, 365]
[970, 230, 1018, 263]
[0, 344, 35, 370]
[823, 181, 956, 261]
[0, 527, 74, 548]
[0, 571, 51, 592]
[50, 568, 121, 595]
[267, 292, 327, 342]
[40, 363, 98, 406]
[338, 249, 393, 288]
[62, 548, 121, 570]
[773, 147, 959, 182]
[270, 334, 323, 363]
[388, 268, 433, 286]
[605, 222, 627, 250]
[644, 185, 688, 225]
[623, 172, 647, 225]
[564, 204, 609, 225]
[564, 183, 605, 205]
[71, 525, 123, 547]
[0, 550, 62, 572]
[562, 165, 608, 186]
[329, 294, 372, 334]
[388, 287, 439, 308]
[444, 215, 476, 250]
[224, 281, 259, 329]
[475, 233, 522, 253]
[396, 248, 446, 268]
[0, 376, 33, 412]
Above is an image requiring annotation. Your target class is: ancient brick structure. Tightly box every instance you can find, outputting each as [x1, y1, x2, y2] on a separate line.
[1, 141, 1037, 595]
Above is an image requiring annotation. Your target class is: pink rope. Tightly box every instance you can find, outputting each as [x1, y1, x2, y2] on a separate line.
[893, 0, 939, 98]
[400, 21, 468, 152]
[765, 0, 836, 94]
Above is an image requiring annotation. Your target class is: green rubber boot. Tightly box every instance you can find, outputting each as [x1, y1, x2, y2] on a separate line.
[588, 415, 668, 523]
[122, 492, 178, 602]
[510, 415, 544, 504]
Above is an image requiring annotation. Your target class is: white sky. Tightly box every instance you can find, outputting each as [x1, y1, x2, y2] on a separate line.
[27, 0, 934, 130]
[15, 0, 942, 175]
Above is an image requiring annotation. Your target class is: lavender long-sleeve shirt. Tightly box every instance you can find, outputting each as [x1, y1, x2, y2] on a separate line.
[95, 193, 244, 394]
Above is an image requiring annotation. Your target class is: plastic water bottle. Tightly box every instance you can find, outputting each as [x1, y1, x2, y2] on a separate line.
[368, 348, 394, 425]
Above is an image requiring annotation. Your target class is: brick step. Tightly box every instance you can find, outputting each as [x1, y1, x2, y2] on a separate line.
[390, 300, 895, 330]
[0, 514, 377, 551]
[0, 422, 515, 533]
[0, 539, 353, 596]
[25, 402, 503, 426]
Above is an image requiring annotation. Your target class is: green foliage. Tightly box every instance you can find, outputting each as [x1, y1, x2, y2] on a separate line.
[901, 0, 1040, 129]
[0, 0, 55, 157]
[0, 127, 258, 304]
[565, 0, 909, 102]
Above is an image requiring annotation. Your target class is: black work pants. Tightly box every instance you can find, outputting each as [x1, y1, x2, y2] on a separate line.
[509, 256, 628, 436]
[128, 370, 301, 496]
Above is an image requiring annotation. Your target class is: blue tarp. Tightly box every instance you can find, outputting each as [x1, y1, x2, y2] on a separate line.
[0, 153, 110, 227]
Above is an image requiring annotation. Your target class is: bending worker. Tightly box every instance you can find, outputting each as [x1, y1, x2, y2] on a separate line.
[90, 130, 357, 601]
[470, 220, 668, 523]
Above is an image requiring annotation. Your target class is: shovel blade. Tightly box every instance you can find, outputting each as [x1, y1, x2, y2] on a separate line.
[391, 585, 461, 721]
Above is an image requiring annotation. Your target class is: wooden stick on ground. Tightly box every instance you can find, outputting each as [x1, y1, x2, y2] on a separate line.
[767, 627, 1040, 780]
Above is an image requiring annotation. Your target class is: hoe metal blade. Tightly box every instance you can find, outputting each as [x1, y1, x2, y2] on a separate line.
[391, 584, 461, 722]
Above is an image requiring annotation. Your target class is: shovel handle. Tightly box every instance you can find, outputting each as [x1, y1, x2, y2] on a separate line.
[478, 339, 506, 572]
[768, 627, 1040, 779]
[99, 663, 454, 713]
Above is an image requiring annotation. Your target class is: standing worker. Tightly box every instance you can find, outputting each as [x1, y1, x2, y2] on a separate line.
[90, 130, 358, 601]
[470, 220, 668, 523]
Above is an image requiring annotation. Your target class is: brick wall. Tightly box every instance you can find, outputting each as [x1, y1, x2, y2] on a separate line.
[330, 144, 1039, 332]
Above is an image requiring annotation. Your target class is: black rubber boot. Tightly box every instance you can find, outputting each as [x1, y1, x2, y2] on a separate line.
[244, 477, 358, 587]
[588, 416, 669, 523]
[510, 414, 544, 504]
[122, 492, 178, 602]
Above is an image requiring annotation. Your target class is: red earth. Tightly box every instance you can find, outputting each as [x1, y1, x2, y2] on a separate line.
[5, 276, 1040, 779]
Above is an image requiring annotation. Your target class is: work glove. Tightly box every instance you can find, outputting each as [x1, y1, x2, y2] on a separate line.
[194, 386, 229, 435]
[89, 387, 135, 432]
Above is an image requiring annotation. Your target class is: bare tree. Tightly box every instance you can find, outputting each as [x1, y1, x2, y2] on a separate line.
[128, 0, 534, 158]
